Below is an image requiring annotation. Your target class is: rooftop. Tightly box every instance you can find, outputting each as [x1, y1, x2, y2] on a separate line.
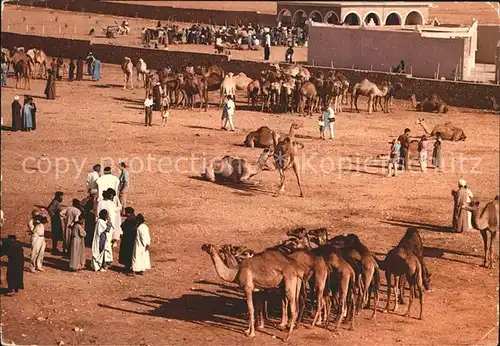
[278, 1, 433, 8]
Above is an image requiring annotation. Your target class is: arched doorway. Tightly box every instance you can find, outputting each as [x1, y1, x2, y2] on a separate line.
[385, 12, 402, 25]
[293, 10, 307, 26]
[364, 12, 381, 26]
[277, 9, 292, 25]
[324, 11, 340, 24]
[343, 12, 361, 25]
[309, 10, 323, 23]
[405, 11, 424, 25]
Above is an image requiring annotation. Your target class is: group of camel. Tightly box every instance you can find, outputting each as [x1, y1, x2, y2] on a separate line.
[202, 227, 432, 340]
[203, 192, 499, 340]
[2, 46, 48, 89]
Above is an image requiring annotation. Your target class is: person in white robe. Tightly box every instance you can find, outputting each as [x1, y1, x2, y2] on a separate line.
[91, 209, 113, 271]
[466, 186, 474, 230]
[96, 166, 120, 202]
[132, 214, 151, 274]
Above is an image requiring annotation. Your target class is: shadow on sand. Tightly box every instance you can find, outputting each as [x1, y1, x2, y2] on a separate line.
[188, 176, 272, 196]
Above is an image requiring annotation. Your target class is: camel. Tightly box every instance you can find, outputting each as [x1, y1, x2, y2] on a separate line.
[272, 128, 305, 197]
[121, 57, 134, 90]
[324, 78, 343, 113]
[26, 48, 47, 79]
[374, 82, 403, 113]
[246, 79, 260, 107]
[233, 72, 253, 91]
[183, 74, 206, 110]
[411, 93, 448, 113]
[308, 228, 329, 246]
[202, 148, 272, 183]
[136, 58, 147, 87]
[202, 72, 224, 111]
[201, 243, 302, 340]
[298, 81, 317, 116]
[244, 122, 301, 149]
[382, 247, 423, 320]
[351, 79, 389, 114]
[415, 118, 466, 141]
[395, 228, 432, 302]
[272, 62, 311, 81]
[219, 72, 236, 106]
[14, 60, 30, 89]
[196, 65, 225, 79]
[487, 96, 500, 114]
[463, 196, 499, 269]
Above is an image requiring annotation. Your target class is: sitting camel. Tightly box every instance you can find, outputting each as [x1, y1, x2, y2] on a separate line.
[272, 131, 305, 197]
[201, 243, 302, 340]
[202, 148, 272, 183]
[122, 57, 134, 90]
[415, 118, 466, 141]
[463, 196, 499, 269]
[411, 93, 448, 113]
[351, 79, 389, 114]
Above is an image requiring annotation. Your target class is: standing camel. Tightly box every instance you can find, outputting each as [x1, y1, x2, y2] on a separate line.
[351, 79, 389, 114]
[121, 57, 134, 90]
[272, 131, 305, 197]
[201, 244, 302, 341]
[26, 48, 47, 79]
[136, 58, 147, 87]
[298, 81, 317, 116]
[463, 196, 499, 269]
[14, 60, 30, 89]
[219, 72, 236, 107]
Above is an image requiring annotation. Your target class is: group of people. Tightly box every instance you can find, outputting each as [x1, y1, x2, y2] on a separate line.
[144, 83, 170, 127]
[10, 95, 37, 132]
[388, 128, 442, 177]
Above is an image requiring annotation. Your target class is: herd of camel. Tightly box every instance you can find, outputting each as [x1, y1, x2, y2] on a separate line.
[203, 189, 499, 340]
[1, 46, 48, 88]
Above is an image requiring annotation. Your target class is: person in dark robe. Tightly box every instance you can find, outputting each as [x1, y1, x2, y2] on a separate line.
[81, 194, 96, 248]
[47, 191, 64, 254]
[118, 207, 137, 272]
[11, 95, 22, 131]
[86, 52, 94, 75]
[30, 97, 37, 130]
[76, 57, 84, 81]
[1, 235, 24, 295]
[152, 82, 162, 111]
[69, 214, 86, 271]
[44, 69, 56, 100]
[50, 58, 57, 76]
[68, 59, 76, 81]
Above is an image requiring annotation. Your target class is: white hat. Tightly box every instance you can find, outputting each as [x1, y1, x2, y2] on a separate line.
[459, 179, 467, 187]
[14, 95, 19, 100]
[156, 82, 160, 85]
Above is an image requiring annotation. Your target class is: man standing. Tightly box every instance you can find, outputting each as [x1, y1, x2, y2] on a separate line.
[44, 69, 56, 100]
[152, 82, 163, 112]
[452, 179, 470, 233]
[29, 215, 47, 273]
[264, 28, 271, 61]
[11, 95, 22, 131]
[132, 214, 151, 275]
[144, 93, 154, 126]
[119, 207, 137, 272]
[76, 57, 84, 81]
[92, 57, 101, 81]
[86, 164, 101, 198]
[68, 58, 76, 81]
[60, 199, 82, 254]
[285, 45, 294, 64]
[1, 235, 24, 295]
[118, 162, 129, 214]
[387, 138, 401, 177]
[23, 97, 35, 132]
[96, 167, 120, 203]
[86, 52, 94, 76]
[398, 128, 411, 171]
[47, 191, 64, 254]
[222, 95, 235, 131]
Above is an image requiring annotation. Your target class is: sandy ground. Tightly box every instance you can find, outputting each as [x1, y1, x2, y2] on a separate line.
[106, 1, 277, 14]
[0, 60, 499, 345]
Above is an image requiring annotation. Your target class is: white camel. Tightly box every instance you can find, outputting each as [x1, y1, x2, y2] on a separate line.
[136, 58, 147, 87]
[219, 72, 236, 107]
[122, 57, 134, 90]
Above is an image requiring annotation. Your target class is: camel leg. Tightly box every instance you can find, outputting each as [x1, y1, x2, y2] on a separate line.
[335, 279, 347, 330]
[348, 280, 355, 331]
[371, 278, 379, 319]
[368, 96, 373, 114]
[278, 284, 288, 328]
[480, 229, 488, 267]
[244, 288, 256, 337]
[123, 75, 127, 90]
[274, 168, 285, 197]
[130, 75, 134, 89]
[292, 161, 304, 198]
[354, 94, 360, 113]
[393, 276, 400, 313]
[324, 295, 332, 330]
[284, 277, 299, 342]
[398, 275, 406, 304]
[489, 230, 496, 269]
[405, 282, 414, 318]
[384, 271, 391, 313]
[363, 268, 375, 307]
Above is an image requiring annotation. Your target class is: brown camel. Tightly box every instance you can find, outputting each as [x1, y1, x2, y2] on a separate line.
[201, 243, 302, 340]
[411, 93, 448, 113]
[202, 72, 224, 111]
[202, 148, 272, 183]
[246, 79, 261, 107]
[463, 196, 499, 269]
[244, 122, 301, 149]
[382, 247, 423, 320]
[415, 118, 466, 141]
[14, 60, 30, 89]
[351, 79, 389, 114]
[183, 74, 206, 110]
[272, 130, 305, 197]
[121, 57, 134, 90]
[298, 81, 317, 116]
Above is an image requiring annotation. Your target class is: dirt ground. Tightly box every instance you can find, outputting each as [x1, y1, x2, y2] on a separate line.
[1, 56, 499, 345]
[106, 1, 278, 14]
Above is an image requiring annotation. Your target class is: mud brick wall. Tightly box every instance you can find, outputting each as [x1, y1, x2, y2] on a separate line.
[3, 32, 499, 109]
[1, 31, 91, 59]
[20, 0, 277, 27]
[477, 25, 500, 64]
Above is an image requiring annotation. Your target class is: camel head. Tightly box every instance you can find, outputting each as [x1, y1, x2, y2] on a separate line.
[286, 227, 308, 239]
[308, 228, 329, 246]
[124, 56, 131, 62]
[201, 243, 217, 255]
[238, 249, 255, 260]
[227, 72, 234, 78]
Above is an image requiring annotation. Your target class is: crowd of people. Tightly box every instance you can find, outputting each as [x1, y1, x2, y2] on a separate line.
[0, 162, 151, 295]
[142, 21, 308, 49]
